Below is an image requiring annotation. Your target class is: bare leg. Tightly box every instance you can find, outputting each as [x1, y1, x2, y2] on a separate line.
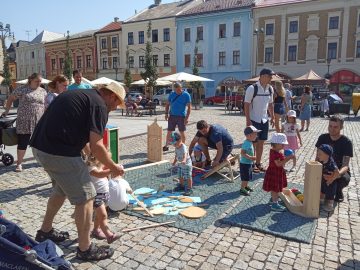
[274, 113, 281, 132]
[187, 178, 193, 189]
[75, 199, 93, 251]
[198, 137, 210, 161]
[254, 140, 265, 165]
[164, 131, 172, 148]
[16, 149, 26, 166]
[300, 120, 305, 131]
[179, 131, 186, 143]
[271, 191, 279, 203]
[40, 194, 66, 232]
[95, 205, 113, 238]
[306, 120, 310, 131]
[241, 180, 248, 189]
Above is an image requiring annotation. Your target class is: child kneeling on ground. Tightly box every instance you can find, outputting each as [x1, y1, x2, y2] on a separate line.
[316, 144, 338, 212]
[240, 125, 260, 196]
[170, 132, 193, 196]
[108, 177, 132, 211]
[192, 144, 206, 169]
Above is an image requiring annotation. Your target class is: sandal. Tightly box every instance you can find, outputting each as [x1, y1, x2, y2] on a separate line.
[107, 233, 121, 244]
[91, 229, 107, 240]
[35, 228, 70, 243]
[76, 242, 114, 261]
[252, 164, 260, 173]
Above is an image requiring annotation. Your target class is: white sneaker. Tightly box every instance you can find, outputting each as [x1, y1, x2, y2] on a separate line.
[15, 165, 22, 172]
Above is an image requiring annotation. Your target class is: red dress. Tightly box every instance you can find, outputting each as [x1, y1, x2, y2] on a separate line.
[263, 149, 287, 192]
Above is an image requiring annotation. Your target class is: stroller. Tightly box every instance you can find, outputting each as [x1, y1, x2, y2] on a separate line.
[0, 113, 17, 166]
[0, 217, 73, 270]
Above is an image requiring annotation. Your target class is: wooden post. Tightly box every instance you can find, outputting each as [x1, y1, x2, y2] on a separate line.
[303, 161, 322, 217]
[147, 118, 163, 162]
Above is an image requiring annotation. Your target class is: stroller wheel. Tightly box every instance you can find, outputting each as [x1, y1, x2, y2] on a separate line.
[2, 153, 14, 166]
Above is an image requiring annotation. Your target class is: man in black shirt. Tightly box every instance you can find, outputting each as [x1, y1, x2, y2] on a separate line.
[30, 82, 126, 261]
[315, 115, 353, 202]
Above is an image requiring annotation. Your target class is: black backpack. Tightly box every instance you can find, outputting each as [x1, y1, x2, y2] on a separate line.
[250, 83, 273, 103]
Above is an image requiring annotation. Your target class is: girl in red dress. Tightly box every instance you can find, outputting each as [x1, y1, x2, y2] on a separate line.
[263, 133, 295, 211]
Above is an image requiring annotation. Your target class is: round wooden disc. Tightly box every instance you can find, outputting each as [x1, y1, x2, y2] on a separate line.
[168, 195, 179, 199]
[150, 207, 165, 215]
[133, 207, 145, 211]
[180, 206, 206, 219]
[179, 197, 193, 203]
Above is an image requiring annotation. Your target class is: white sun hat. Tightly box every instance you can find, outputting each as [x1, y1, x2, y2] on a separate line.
[287, 110, 297, 118]
[270, 133, 288, 145]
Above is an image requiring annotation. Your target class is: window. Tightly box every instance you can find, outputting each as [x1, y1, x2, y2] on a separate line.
[289, 21, 298, 33]
[112, 36, 118, 48]
[128, 56, 134, 68]
[266, 23, 274, 35]
[59, 58, 64, 69]
[265, 47, 273, 63]
[184, 28, 190, 42]
[138, 31, 144, 44]
[77, 56, 82, 68]
[288, 45, 297, 61]
[329, 16, 339, 30]
[153, 55, 158, 66]
[113, 57, 118, 68]
[164, 54, 170, 67]
[163, 28, 170, 42]
[139, 56, 144, 68]
[152, 30, 158, 43]
[197, 26, 203, 41]
[356, 40, 360, 58]
[51, 59, 56, 70]
[101, 38, 107, 49]
[328, 42, 337, 59]
[184, 54, 191, 67]
[233, 50, 240, 65]
[31, 51, 35, 58]
[128, 32, 134, 45]
[102, 58, 107, 69]
[196, 53, 203, 67]
[233, 22, 241, 37]
[218, 51, 226, 65]
[219, 24, 226, 38]
[86, 55, 91, 67]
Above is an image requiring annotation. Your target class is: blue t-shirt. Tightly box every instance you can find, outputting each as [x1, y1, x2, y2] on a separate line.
[195, 124, 233, 149]
[240, 139, 254, 164]
[168, 91, 191, 117]
[322, 157, 338, 180]
[67, 83, 92, 90]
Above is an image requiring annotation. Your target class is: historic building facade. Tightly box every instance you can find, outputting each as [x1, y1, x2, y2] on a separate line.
[253, 0, 360, 97]
[44, 30, 97, 80]
[95, 18, 123, 81]
[176, 0, 255, 97]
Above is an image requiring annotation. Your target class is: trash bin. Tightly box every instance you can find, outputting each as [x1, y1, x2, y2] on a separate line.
[352, 93, 360, 116]
[103, 124, 120, 163]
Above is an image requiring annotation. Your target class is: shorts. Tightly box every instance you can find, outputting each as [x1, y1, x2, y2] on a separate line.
[240, 163, 253, 182]
[32, 148, 96, 205]
[207, 140, 233, 162]
[274, 103, 285, 115]
[168, 115, 186, 132]
[94, 192, 109, 208]
[251, 120, 269, 141]
[177, 164, 192, 179]
[17, 133, 31, 150]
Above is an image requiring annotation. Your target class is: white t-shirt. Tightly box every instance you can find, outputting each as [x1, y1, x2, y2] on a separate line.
[108, 178, 130, 211]
[89, 166, 109, 194]
[244, 81, 273, 123]
[282, 123, 300, 137]
[191, 153, 206, 163]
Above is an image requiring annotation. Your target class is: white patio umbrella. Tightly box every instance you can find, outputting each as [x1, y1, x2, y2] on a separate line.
[91, 77, 124, 86]
[157, 72, 213, 82]
[131, 79, 172, 86]
[16, 78, 51, 84]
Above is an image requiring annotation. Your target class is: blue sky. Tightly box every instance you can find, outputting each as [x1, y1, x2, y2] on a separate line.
[2, 0, 173, 44]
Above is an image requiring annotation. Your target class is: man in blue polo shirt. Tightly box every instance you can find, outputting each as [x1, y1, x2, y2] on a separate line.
[189, 120, 234, 167]
[163, 82, 192, 151]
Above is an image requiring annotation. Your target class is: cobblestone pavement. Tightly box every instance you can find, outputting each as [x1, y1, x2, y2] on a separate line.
[0, 106, 359, 270]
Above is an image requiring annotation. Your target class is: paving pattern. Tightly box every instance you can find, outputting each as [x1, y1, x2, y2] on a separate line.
[0, 106, 359, 269]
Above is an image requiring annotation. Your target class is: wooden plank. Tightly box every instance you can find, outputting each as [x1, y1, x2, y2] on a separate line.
[129, 192, 154, 217]
[122, 221, 176, 232]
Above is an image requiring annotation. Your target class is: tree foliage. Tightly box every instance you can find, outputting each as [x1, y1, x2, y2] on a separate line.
[140, 21, 158, 98]
[1, 40, 11, 87]
[63, 31, 73, 81]
[190, 39, 203, 106]
[124, 47, 133, 89]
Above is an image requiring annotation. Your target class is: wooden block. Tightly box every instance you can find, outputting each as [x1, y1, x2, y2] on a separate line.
[147, 119, 163, 162]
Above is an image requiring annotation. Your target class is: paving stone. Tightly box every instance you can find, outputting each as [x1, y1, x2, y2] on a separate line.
[249, 260, 265, 269]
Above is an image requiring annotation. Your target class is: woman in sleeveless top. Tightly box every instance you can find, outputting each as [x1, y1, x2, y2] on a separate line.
[273, 81, 288, 132]
[299, 85, 313, 131]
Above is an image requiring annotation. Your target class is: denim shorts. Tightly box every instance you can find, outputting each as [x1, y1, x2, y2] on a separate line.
[274, 103, 285, 115]
[168, 115, 186, 132]
[240, 163, 253, 181]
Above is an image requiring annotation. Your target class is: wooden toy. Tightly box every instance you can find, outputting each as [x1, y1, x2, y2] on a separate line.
[147, 119, 163, 162]
[180, 206, 207, 219]
[201, 154, 240, 182]
[279, 161, 322, 218]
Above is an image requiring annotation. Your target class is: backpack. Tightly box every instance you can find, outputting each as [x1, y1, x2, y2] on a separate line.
[250, 83, 273, 103]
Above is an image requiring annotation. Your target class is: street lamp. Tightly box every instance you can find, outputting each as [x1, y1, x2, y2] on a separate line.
[0, 22, 15, 92]
[253, 27, 264, 76]
[114, 60, 119, 81]
[325, 57, 332, 79]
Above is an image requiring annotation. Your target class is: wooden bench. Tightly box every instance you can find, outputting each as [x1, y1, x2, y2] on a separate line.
[138, 102, 157, 116]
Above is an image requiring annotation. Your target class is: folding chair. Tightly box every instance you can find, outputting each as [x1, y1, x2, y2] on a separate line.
[201, 154, 240, 182]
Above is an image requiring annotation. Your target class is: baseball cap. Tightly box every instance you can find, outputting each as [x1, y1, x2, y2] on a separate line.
[101, 82, 126, 109]
[318, 144, 333, 157]
[244, 125, 261, 136]
[260, 68, 276, 76]
[194, 144, 202, 152]
[270, 133, 288, 145]
[287, 110, 297, 118]
[169, 132, 181, 145]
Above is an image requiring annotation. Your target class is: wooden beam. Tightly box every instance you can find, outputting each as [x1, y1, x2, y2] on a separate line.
[122, 221, 176, 232]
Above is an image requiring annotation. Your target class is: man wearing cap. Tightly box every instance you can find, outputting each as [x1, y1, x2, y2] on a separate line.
[163, 82, 192, 151]
[189, 120, 233, 167]
[244, 68, 275, 172]
[315, 114, 353, 202]
[30, 82, 126, 261]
